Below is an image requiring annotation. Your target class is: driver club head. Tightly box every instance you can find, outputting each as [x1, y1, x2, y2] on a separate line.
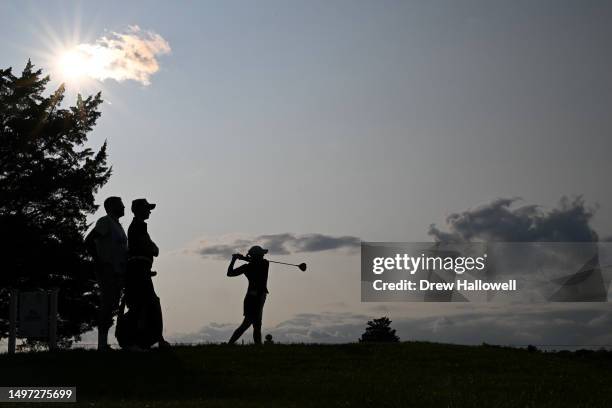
[298, 263, 307, 272]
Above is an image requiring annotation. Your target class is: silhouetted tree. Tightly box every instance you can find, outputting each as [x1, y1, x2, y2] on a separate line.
[0, 60, 110, 346]
[264, 334, 274, 345]
[359, 317, 400, 343]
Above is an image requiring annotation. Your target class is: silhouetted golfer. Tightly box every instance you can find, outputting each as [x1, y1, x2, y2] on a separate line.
[85, 196, 128, 351]
[119, 198, 170, 350]
[227, 246, 270, 345]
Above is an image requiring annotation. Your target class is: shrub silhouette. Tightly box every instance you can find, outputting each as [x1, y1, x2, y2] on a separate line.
[264, 334, 274, 345]
[359, 317, 400, 343]
[0, 60, 110, 346]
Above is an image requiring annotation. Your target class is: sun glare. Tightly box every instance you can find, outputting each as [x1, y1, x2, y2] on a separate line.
[55, 45, 110, 88]
[59, 49, 88, 81]
[25, 11, 118, 102]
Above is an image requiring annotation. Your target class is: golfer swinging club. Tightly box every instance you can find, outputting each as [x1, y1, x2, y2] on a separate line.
[227, 246, 269, 345]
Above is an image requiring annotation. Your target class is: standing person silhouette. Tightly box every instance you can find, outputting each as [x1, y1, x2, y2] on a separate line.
[123, 198, 170, 349]
[227, 246, 270, 345]
[84, 196, 128, 351]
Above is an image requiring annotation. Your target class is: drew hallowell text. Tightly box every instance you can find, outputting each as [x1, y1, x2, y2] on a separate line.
[372, 279, 517, 292]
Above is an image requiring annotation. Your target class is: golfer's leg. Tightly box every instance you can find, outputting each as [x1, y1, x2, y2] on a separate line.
[98, 289, 112, 337]
[253, 323, 262, 345]
[96, 265, 114, 349]
[151, 295, 168, 345]
[97, 323, 109, 349]
[228, 319, 251, 344]
[252, 295, 265, 345]
[102, 274, 124, 349]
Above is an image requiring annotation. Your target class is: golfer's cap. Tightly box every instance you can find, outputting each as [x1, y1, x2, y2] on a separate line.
[131, 198, 156, 212]
[247, 245, 268, 256]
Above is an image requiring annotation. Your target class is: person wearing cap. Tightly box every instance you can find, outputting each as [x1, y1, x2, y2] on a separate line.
[84, 196, 128, 351]
[227, 245, 270, 345]
[121, 198, 170, 349]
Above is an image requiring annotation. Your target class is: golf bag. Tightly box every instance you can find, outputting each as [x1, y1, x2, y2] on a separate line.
[115, 293, 163, 349]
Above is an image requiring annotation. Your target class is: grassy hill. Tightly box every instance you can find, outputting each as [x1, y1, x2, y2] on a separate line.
[1, 342, 611, 407]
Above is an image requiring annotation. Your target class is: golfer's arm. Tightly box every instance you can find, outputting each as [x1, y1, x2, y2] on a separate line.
[84, 230, 101, 258]
[227, 259, 243, 276]
[148, 239, 160, 257]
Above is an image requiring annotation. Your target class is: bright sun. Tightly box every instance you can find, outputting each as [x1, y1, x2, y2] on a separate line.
[58, 49, 89, 82]
[56, 45, 110, 87]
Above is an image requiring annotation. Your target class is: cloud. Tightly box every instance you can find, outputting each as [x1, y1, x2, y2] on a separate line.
[194, 233, 360, 259]
[429, 196, 599, 242]
[425, 197, 612, 301]
[169, 306, 612, 347]
[66, 25, 170, 85]
[170, 312, 369, 344]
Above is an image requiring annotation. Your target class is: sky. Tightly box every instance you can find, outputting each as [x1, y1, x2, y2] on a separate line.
[2, 0, 612, 346]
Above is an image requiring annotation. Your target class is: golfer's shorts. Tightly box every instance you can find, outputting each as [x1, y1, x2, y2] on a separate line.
[243, 294, 266, 325]
[95, 264, 124, 328]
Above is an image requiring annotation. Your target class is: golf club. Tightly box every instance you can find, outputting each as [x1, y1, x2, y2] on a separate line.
[236, 254, 307, 271]
[268, 260, 307, 272]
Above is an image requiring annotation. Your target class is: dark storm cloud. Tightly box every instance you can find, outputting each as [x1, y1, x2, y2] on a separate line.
[429, 196, 599, 242]
[195, 233, 360, 259]
[170, 306, 612, 347]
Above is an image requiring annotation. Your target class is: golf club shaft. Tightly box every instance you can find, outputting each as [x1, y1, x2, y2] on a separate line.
[268, 260, 300, 267]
